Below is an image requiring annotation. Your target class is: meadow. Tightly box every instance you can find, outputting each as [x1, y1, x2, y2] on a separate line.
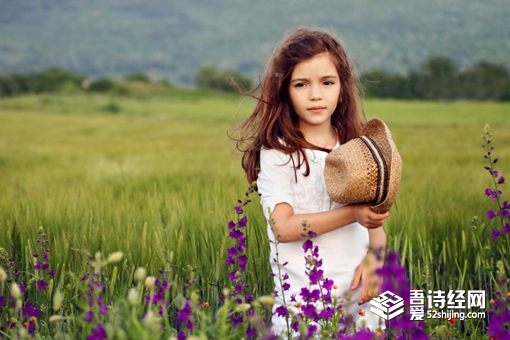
[0, 89, 509, 338]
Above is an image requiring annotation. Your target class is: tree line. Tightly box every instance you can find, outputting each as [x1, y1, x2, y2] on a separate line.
[1, 56, 509, 101]
[361, 56, 510, 101]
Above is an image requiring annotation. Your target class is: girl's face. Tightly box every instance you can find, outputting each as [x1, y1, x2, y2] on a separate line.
[288, 52, 341, 132]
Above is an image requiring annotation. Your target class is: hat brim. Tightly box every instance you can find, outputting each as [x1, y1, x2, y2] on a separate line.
[364, 119, 402, 213]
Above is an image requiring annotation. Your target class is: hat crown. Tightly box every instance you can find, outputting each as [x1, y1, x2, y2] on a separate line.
[324, 118, 402, 213]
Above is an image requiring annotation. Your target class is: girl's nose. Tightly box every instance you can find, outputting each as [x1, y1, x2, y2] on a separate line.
[309, 85, 322, 100]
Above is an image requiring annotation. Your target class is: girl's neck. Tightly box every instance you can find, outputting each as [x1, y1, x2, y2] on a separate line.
[300, 123, 337, 150]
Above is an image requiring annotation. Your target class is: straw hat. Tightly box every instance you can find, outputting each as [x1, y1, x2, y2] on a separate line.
[324, 118, 402, 213]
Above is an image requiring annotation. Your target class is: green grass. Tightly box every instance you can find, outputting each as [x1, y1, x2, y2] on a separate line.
[0, 92, 509, 336]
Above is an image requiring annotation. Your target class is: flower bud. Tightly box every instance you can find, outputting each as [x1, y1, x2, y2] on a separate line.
[0, 267, 7, 281]
[49, 315, 64, 323]
[134, 267, 147, 283]
[107, 251, 124, 264]
[53, 290, 63, 311]
[145, 276, 156, 290]
[11, 282, 22, 300]
[257, 295, 275, 306]
[143, 310, 161, 332]
[234, 303, 251, 313]
[127, 288, 139, 306]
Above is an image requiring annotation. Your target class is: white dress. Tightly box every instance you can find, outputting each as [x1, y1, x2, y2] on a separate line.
[257, 146, 383, 335]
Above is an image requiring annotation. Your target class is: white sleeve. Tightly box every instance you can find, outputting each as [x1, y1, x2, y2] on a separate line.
[257, 148, 295, 220]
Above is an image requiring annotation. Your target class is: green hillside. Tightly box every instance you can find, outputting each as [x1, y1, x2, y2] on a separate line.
[1, 0, 509, 85]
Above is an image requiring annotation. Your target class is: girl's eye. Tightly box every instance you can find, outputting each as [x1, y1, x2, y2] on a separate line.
[293, 82, 306, 88]
[323, 80, 335, 86]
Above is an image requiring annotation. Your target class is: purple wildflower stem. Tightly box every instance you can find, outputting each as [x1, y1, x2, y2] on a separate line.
[482, 124, 509, 240]
[268, 211, 292, 339]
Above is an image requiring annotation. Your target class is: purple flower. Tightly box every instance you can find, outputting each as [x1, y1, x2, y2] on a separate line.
[22, 300, 42, 319]
[227, 221, 236, 230]
[238, 216, 248, 228]
[302, 239, 313, 252]
[487, 209, 496, 220]
[498, 176, 506, 184]
[485, 188, 503, 201]
[307, 269, 323, 284]
[99, 303, 108, 315]
[301, 303, 318, 320]
[502, 223, 510, 234]
[491, 229, 501, 240]
[282, 282, 290, 291]
[234, 205, 244, 215]
[275, 305, 288, 317]
[229, 229, 244, 240]
[323, 278, 334, 291]
[176, 300, 193, 331]
[338, 329, 374, 340]
[19, 282, 27, 294]
[377, 251, 427, 338]
[238, 254, 248, 270]
[34, 261, 49, 271]
[230, 313, 244, 327]
[318, 307, 334, 319]
[245, 327, 257, 338]
[306, 324, 318, 338]
[27, 319, 36, 334]
[87, 324, 107, 340]
[83, 310, 94, 322]
[36, 279, 48, 291]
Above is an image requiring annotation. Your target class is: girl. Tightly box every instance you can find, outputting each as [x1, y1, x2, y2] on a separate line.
[237, 28, 387, 335]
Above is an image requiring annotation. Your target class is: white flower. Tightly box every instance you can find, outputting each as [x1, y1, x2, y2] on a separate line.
[143, 310, 161, 332]
[49, 315, 64, 323]
[53, 290, 63, 311]
[107, 251, 124, 264]
[0, 267, 7, 281]
[134, 267, 147, 282]
[11, 282, 22, 300]
[127, 288, 139, 306]
[145, 276, 156, 290]
[257, 295, 275, 306]
[234, 303, 251, 313]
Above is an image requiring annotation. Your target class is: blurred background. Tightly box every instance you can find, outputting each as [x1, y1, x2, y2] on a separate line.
[1, 0, 509, 99]
[0, 3, 509, 337]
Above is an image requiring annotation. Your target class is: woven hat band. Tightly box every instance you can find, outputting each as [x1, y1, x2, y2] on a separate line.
[360, 136, 389, 205]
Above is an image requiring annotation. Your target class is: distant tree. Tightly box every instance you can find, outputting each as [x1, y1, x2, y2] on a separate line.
[361, 70, 415, 99]
[195, 66, 253, 93]
[124, 72, 150, 83]
[0, 68, 84, 97]
[88, 77, 116, 92]
[31, 68, 85, 93]
[458, 61, 510, 100]
[415, 56, 459, 99]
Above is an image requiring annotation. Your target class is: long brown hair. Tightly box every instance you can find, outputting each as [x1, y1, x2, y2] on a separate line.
[236, 28, 366, 183]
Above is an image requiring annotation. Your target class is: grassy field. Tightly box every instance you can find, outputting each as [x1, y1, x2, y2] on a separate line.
[0, 91, 509, 336]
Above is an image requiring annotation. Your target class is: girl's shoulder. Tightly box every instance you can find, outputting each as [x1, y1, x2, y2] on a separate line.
[260, 147, 291, 165]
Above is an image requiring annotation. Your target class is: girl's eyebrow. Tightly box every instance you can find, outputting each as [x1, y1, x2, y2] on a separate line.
[290, 75, 339, 83]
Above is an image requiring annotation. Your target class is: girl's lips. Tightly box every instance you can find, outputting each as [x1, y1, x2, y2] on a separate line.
[307, 106, 326, 112]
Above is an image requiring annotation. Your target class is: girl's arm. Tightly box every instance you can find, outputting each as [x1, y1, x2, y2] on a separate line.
[270, 202, 388, 242]
[351, 226, 387, 304]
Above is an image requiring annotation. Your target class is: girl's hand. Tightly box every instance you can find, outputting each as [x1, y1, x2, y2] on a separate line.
[351, 251, 384, 304]
[351, 205, 389, 229]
